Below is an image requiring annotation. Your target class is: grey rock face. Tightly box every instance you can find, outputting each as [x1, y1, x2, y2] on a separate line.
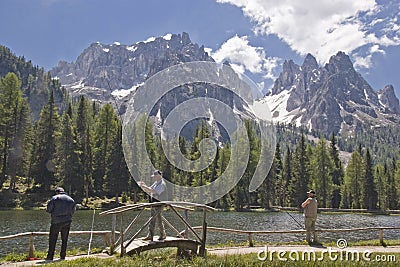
[51, 32, 255, 140]
[268, 51, 400, 135]
[51, 32, 213, 103]
[378, 85, 400, 114]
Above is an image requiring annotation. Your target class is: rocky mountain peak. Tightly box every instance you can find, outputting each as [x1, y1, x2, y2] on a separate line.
[270, 60, 300, 95]
[325, 51, 355, 74]
[265, 51, 400, 135]
[301, 53, 319, 72]
[378, 85, 400, 114]
[50, 32, 213, 102]
[181, 32, 192, 46]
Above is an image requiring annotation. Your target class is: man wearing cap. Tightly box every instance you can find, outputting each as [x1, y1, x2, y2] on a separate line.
[301, 190, 318, 245]
[138, 170, 167, 241]
[45, 187, 76, 261]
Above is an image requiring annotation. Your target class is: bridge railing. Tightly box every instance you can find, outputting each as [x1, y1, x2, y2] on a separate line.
[190, 226, 400, 247]
[0, 230, 116, 258]
[100, 201, 216, 256]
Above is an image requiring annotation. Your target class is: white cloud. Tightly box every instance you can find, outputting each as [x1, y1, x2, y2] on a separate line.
[369, 44, 385, 55]
[263, 57, 280, 80]
[212, 35, 280, 80]
[217, 0, 400, 66]
[353, 54, 373, 69]
[212, 35, 265, 73]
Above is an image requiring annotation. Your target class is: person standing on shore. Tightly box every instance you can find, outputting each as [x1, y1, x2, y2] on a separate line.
[301, 189, 318, 245]
[45, 187, 76, 261]
[138, 170, 167, 241]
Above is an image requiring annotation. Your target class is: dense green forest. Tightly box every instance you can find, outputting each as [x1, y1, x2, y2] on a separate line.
[0, 45, 66, 119]
[1, 70, 400, 211]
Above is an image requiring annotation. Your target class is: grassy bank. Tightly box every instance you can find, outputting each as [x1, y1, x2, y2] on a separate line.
[2, 240, 400, 266]
[6, 249, 398, 267]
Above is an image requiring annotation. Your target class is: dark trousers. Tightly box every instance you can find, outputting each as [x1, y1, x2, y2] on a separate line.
[47, 221, 71, 260]
[148, 206, 166, 238]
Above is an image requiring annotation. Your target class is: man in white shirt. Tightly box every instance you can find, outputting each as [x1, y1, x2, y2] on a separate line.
[139, 170, 167, 241]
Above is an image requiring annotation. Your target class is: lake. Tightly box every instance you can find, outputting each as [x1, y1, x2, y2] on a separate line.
[0, 209, 399, 256]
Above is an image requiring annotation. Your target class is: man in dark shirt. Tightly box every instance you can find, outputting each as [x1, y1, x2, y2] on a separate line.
[45, 187, 76, 261]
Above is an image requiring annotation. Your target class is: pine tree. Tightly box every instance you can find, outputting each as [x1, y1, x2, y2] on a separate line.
[393, 158, 400, 209]
[29, 90, 60, 191]
[282, 146, 293, 207]
[0, 73, 31, 190]
[93, 104, 119, 195]
[258, 141, 281, 209]
[310, 138, 333, 208]
[329, 133, 344, 208]
[216, 142, 231, 210]
[374, 164, 386, 210]
[289, 133, 310, 208]
[55, 106, 79, 195]
[190, 120, 212, 187]
[243, 120, 260, 207]
[342, 151, 364, 208]
[104, 122, 130, 202]
[231, 127, 251, 211]
[75, 96, 93, 203]
[362, 148, 377, 209]
[387, 159, 398, 209]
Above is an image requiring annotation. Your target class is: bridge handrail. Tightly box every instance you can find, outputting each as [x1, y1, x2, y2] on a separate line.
[100, 201, 215, 256]
[99, 201, 216, 215]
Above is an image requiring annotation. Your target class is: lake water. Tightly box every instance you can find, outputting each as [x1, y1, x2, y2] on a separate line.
[0, 209, 399, 256]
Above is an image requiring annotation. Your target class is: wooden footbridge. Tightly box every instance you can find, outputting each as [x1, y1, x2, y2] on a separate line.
[99, 202, 216, 257]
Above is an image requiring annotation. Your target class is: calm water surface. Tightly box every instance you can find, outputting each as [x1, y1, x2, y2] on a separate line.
[0, 209, 399, 256]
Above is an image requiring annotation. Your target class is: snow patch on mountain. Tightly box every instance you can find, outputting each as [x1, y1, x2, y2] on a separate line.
[263, 89, 296, 123]
[111, 82, 144, 99]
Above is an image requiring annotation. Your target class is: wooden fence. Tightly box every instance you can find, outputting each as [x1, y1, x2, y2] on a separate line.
[191, 226, 400, 247]
[1, 226, 399, 257]
[0, 231, 114, 258]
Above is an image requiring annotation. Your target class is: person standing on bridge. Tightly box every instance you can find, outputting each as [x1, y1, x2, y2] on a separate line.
[45, 187, 76, 261]
[301, 189, 318, 245]
[138, 170, 167, 242]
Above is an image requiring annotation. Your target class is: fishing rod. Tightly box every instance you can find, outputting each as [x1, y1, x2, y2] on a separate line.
[285, 210, 304, 229]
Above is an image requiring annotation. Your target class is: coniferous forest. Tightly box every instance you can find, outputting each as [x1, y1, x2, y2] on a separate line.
[1, 70, 400, 212]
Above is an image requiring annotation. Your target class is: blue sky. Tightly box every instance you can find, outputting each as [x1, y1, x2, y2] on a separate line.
[1, 0, 400, 97]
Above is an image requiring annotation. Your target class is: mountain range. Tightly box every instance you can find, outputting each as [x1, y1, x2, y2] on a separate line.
[5, 32, 398, 137]
[261, 52, 400, 135]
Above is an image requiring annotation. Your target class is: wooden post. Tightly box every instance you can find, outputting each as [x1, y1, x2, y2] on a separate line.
[110, 214, 117, 254]
[120, 214, 125, 256]
[379, 229, 384, 244]
[184, 210, 188, 238]
[103, 232, 112, 247]
[248, 233, 254, 247]
[28, 235, 35, 258]
[199, 209, 207, 256]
